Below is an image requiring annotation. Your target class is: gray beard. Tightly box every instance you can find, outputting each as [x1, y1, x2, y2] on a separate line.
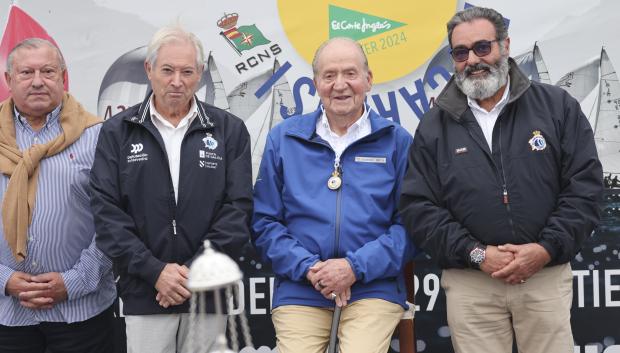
[454, 55, 510, 100]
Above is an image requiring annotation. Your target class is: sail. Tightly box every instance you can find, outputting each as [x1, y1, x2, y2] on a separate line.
[594, 48, 620, 175]
[97, 46, 150, 119]
[227, 67, 272, 120]
[556, 56, 599, 102]
[533, 44, 551, 84]
[515, 43, 551, 84]
[268, 60, 295, 129]
[515, 46, 538, 81]
[202, 53, 229, 110]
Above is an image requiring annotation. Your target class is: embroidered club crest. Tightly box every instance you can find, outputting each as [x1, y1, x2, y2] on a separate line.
[528, 130, 546, 151]
[202, 133, 218, 150]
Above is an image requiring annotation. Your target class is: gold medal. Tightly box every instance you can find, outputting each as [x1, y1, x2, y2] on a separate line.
[328, 156, 342, 190]
[327, 172, 342, 190]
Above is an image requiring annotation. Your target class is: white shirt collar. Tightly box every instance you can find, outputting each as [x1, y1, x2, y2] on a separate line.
[316, 104, 371, 158]
[317, 104, 369, 138]
[149, 94, 198, 130]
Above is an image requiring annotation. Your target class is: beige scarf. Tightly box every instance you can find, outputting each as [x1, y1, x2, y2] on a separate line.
[0, 93, 101, 262]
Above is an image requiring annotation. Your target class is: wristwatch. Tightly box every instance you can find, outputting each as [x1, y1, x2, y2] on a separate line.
[469, 245, 486, 269]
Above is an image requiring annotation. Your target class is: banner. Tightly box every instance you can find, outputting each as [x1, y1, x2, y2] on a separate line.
[1, 1, 619, 352]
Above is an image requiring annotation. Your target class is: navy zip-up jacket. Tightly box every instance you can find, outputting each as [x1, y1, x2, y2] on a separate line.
[399, 59, 603, 269]
[90, 93, 252, 314]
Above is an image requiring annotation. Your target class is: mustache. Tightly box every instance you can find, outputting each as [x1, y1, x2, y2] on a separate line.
[463, 63, 494, 76]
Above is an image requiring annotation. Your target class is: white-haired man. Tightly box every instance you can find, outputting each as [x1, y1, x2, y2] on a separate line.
[253, 37, 414, 353]
[90, 26, 252, 353]
[400, 6, 603, 353]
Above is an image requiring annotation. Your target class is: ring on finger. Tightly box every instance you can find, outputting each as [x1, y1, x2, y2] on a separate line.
[330, 292, 337, 300]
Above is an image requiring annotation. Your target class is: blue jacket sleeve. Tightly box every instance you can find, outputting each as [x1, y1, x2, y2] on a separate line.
[345, 130, 416, 283]
[252, 133, 320, 282]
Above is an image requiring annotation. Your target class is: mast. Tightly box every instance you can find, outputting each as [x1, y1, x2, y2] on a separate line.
[266, 60, 278, 131]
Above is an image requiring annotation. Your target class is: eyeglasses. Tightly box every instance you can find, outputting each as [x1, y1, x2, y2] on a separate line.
[450, 40, 499, 62]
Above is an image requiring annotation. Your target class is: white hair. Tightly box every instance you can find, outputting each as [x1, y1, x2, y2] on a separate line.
[145, 25, 205, 69]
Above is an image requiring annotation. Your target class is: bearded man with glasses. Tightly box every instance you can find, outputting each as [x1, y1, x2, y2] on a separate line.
[399, 6, 602, 353]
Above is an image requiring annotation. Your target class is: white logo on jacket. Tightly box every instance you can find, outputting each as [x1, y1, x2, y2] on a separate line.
[127, 142, 148, 163]
[202, 133, 218, 150]
[528, 130, 547, 151]
[130, 143, 143, 154]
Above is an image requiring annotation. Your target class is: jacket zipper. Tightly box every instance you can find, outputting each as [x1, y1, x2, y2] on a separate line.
[129, 98, 213, 239]
[137, 120, 179, 238]
[334, 164, 343, 258]
[328, 130, 391, 258]
[289, 124, 393, 259]
[498, 124, 517, 238]
[464, 125, 509, 210]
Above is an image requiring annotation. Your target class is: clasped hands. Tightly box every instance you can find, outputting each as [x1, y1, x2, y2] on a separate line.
[6, 271, 68, 309]
[155, 263, 191, 308]
[306, 258, 356, 307]
[481, 243, 551, 285]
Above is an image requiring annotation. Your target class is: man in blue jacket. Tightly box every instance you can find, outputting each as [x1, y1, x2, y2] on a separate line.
[252, 37, 414, 353]
[399, 7, 603, 353]
[90, 26, 252, 353]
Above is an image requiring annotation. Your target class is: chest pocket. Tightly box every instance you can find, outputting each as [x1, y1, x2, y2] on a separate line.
[438, 144, 496, 195]
[347, 153, 395, 205]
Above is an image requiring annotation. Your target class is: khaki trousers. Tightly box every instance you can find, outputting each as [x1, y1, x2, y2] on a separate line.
[441, 263, 574, 353]
[272, 299, 404, 353]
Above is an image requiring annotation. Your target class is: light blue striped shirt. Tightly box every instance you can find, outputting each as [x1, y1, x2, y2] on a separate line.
[0, 105, 116, 325]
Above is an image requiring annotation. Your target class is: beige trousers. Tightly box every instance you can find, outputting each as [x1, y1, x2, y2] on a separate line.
[272, 299, 404, 353]
[441, 263, 574, 353]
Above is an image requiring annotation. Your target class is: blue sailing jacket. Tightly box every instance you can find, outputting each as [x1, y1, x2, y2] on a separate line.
[252, 107, 414, 309]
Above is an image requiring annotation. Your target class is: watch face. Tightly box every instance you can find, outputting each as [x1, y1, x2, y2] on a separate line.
[470, 247, 485, 264]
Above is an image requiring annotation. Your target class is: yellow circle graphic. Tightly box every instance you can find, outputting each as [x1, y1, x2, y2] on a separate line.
[277, 0, 457, 83]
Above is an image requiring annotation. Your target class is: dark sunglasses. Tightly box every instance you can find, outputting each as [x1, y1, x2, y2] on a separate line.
[450, 40, 499, 62]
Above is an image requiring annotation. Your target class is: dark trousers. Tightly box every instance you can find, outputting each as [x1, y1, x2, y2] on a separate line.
[0, 305, 114, 353]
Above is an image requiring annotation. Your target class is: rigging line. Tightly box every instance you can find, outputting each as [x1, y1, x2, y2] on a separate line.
[588, 89, 599, 120]
[251, 98, 272, 155]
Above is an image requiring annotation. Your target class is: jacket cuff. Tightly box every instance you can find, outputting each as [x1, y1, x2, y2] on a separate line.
[141, 257, 167, 287]
[537, 240, 558, 264]
[345, 254, 362, 282]
[300, 255, 321, 282]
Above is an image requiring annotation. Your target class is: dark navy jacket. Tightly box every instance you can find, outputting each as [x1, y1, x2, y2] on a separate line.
[90, 93, 252, 314]
[399, 59, 603, 269]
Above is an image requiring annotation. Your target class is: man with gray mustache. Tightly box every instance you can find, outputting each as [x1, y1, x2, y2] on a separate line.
[399, 6, 602, 353]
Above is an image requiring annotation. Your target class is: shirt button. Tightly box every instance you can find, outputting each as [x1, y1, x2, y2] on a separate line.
[33, 137, 39, 143]
[31, 261, 37, 268]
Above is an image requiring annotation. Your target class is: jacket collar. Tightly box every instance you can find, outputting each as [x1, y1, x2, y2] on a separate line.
[435, 57, 531, 121]
[285, 103, 396, 141]
[124, 90, 215, 129]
